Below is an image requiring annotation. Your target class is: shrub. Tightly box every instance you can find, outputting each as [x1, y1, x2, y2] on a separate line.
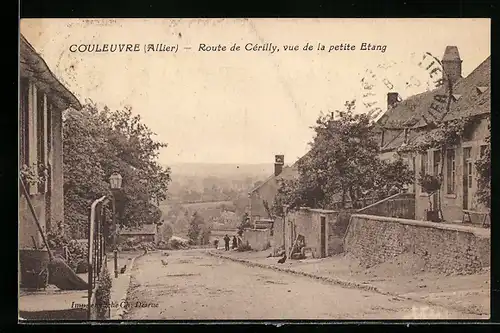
[46, 228, 88, 273]
[66, 240, 88, 272]
[418, 172, 441, 194]
[332, 211, 354, 237]
[95, 266, 112, 319]
[168, 237, 189, 250]
[237, 241, 252, 252]
[156, 241, 172, 250]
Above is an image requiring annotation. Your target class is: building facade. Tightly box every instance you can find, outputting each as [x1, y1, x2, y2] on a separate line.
[19, 34, 82, 249]
[247, 155, 299, 224]
[375, 46, 490, 223]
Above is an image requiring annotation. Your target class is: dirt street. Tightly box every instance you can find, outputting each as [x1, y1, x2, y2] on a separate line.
[123, 249, 484, 320]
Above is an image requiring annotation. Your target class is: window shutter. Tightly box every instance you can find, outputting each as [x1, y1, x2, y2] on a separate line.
[28, 82, 38, 195]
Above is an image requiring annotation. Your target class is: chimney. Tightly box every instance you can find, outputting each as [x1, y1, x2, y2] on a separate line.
[387, 92, 401, 110]
[274, 155, 284, 176]
[442, 46, 462, 86]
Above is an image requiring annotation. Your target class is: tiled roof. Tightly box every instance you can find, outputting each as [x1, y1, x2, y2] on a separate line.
[441, 56, 491, 122]
[381, 129, 422, 152]
[379, 55, 490, 131]
[249, 165, 299, 194]
[19, 34, 82, 110]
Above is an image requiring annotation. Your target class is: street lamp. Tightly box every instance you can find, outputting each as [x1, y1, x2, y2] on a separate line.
[109, 171, 122, 278]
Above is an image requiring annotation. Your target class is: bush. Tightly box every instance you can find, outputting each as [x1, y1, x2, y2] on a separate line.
[95, 266, 112, 319]
[66, 240, 88, 272]
[168, 237, 189, 250]
[237, 241, 252, 252]
[156, 241, 172, 250]
[418, 172, 441, 194]
[46, 228, 88, 273]
[332, 211, 354, 237]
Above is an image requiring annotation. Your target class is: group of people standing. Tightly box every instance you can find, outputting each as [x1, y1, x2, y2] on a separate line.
[213, 234, 238, 251]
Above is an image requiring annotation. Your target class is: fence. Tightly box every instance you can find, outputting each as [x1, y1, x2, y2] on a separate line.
[357, 192, 415, 219]
[87, 196, 109, 320]
[329, 196, 379, 211]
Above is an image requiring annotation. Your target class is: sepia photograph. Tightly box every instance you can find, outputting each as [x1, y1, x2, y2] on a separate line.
[18, 18, 490, 321]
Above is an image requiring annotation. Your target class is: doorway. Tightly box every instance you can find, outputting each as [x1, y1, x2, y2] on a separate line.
[463, 147, 473, 211]
[320, 216, 326, 258]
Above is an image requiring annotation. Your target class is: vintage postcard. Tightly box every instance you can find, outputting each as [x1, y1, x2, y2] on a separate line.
[18, 18, 490, 322]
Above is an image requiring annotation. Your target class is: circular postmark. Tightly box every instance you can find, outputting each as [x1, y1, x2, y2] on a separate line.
[357, 51, 454, 126]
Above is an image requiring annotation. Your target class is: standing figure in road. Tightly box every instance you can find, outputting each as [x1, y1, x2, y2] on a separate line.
[232, 236, 238, 249]
[223, 234, 230, 251]
[213, 238, 219, 249]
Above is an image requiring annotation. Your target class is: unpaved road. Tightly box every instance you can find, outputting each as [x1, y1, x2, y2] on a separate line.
[124, 250, 485, 320]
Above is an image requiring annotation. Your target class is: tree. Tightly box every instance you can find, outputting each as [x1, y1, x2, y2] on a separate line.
[187, 211, 204, 245]
[160, 222, 174, 242]
[199, 224, 212, 245]
[237, 212, 251, 236]
[274, 100, 413, 211]
[63, 102, 171, 238]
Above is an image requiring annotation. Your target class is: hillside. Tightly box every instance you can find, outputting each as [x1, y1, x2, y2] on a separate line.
[167, 163, 275, 178]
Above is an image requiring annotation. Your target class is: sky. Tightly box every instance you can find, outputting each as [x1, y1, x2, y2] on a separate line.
[20, 19, 490, 165]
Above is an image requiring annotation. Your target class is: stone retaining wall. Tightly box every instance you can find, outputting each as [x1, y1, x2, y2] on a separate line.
[344, 214, 490, 275]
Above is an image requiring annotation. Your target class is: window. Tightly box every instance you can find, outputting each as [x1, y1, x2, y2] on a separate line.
[420, 152, 428, 192]
[463, 147, 473, 189]
[20, 78, 30, 165]
[433, 150, 441, 176]
[421, 152, 428, 175]
[36, 90, 46, 193]
[36, 90, 45, 166]
[446, 149, 456, 194]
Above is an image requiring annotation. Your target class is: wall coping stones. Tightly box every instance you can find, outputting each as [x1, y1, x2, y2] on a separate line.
[298, 207, 338, 214]
[351, 214, 490, 238]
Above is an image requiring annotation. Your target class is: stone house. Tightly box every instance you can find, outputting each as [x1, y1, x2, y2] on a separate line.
[373, 46, 490, 223]
[19, 34, 82, 249]
[247, 155, 299, 224]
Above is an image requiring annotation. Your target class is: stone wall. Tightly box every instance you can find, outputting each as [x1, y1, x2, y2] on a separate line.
[242, 229, 271, 251]
[344, 214, 490, 275]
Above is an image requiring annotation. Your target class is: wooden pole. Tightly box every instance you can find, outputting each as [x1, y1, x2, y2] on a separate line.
[20, 177, 53, 260]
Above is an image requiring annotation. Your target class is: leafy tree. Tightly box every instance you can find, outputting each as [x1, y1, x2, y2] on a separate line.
[237, 212, 251, 236]
[63, 102, 171, 238]
[199, 225, 212, 245]
[160, 222, 174, 242]
[187, 211, 204, 244]
[274, 100, 413, 211]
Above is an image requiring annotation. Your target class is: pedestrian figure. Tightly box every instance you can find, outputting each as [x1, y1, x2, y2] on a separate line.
[232, 236, 238, 249]
[223, 234, 230, 251]
[213, 239, 219, 249]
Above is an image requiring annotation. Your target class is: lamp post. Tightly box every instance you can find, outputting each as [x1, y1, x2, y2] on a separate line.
[109, 171, 122, 278]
